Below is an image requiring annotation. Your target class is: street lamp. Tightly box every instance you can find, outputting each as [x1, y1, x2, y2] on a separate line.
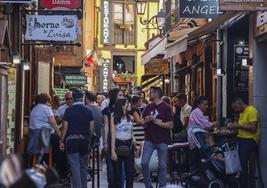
[12, 50, 21, 64]
[156, 9, 166, 31]
[136, 0, 147, 15]
[136, 0, 166, 33]
[23, 59, 30, 71]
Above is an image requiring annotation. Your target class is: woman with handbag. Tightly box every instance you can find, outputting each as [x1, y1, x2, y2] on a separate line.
[111, 98, 136, 188]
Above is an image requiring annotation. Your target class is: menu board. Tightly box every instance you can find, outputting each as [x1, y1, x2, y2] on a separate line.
[233, 45, 249, 91]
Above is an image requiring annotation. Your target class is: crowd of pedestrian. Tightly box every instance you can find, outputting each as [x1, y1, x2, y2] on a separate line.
[27, 86, 261, 188]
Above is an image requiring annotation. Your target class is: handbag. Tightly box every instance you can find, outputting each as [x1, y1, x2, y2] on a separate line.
[223, 143, 242, 174]
[116, 145, 130, 157]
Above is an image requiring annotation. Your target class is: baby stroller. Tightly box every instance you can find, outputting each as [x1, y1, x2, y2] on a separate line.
[182, 127, 241, 188]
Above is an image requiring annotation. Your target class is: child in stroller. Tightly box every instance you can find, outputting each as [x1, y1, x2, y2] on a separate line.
[183, 127, 240, 188]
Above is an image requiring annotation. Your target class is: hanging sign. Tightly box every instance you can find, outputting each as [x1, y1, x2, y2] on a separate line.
[0, 0, 32, 3]
[65, 74, 87, 86]
[180, 0, 221, 18]
[39, 0, 82, 10]
[101, 0, 113, 45]
[220, 0, 267, 11]
[25, 15, 79, 41]
[99, 59, 112, 92]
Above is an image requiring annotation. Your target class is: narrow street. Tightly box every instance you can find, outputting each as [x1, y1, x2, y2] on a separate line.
[1, 0, 267, 188]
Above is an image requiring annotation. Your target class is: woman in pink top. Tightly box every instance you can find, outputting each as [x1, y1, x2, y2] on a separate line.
[188, 96, 215, 169]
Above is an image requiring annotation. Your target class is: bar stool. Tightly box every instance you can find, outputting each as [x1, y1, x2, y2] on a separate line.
[248, 148, 264, 188]
[168, 142, 190, 185]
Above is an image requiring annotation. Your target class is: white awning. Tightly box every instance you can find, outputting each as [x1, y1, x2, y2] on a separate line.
[164, 35, 188, 59]
[141, 36, 167, 65]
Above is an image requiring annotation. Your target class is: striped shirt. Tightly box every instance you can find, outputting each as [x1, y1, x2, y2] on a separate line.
[130, 107, 145, 146]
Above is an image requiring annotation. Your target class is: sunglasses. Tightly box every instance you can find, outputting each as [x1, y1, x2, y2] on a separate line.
[66, 98, 73, 101]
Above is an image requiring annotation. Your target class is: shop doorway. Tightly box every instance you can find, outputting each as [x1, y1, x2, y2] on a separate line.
[0, 67, 8, 161]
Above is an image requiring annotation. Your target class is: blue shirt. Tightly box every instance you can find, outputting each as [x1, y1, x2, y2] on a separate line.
[64, 102, 94, 137]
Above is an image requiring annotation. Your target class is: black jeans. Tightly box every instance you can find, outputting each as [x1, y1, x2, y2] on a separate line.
[238, 137, 258, 188]
[112, 139, 134, 188]
[190, 147, 202, 171]
[50, 134, 68, 179]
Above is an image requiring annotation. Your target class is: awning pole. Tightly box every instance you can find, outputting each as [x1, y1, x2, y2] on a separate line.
[216, 29, 222, 125]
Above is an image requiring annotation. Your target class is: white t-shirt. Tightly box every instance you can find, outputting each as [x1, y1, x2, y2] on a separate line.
[29, 104, 54, 130]
[180, 104, 192, 126]
[115, 117, 133, 140]
[55, 104, 69, 120]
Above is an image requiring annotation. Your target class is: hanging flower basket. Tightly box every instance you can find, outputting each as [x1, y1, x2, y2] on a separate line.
[113, 73, 136, 83]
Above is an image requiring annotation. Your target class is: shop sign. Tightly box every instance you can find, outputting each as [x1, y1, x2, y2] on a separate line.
[179, 0, 221, 18]
[256, 11, 267, 36]
[39, 0, 82, 10]
[101, 59, 111, 92]
[101, 0, 112, 45]
[65, 74, 87, 86]
[0, 0, 32, 3]
[54, 88, 69, 99]
[220, 0, 267, 11]
[234, 45, 249, 91]
[25, 15, 79, 41]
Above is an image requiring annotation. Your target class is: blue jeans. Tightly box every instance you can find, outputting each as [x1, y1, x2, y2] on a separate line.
[67, 153, 88, 188]
[141, 140, 168, 188]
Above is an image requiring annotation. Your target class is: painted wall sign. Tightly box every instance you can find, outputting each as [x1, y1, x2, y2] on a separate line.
[220, 0, 267, 11]
[180, 0, 221, 18]
[0, 0, 32, 3]
[25, 15, 79, 41]
[39, 0, 82, 10]
[101, 0, 112, 45]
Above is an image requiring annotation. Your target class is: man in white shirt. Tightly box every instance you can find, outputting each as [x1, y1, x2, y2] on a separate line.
[55, 91, 73, 125]
[177, 94, 192, 128]
[175, 93, 192, 141]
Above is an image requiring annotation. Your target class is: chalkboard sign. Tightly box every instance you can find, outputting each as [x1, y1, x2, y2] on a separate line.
[180, 0, 221, 18]
[233, 45, 249, 91]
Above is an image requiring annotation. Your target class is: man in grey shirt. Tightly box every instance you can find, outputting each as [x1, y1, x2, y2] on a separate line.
[85, 91, 103, 138]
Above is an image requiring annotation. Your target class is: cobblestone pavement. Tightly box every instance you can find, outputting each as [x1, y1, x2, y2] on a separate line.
[87, 162, 156, 188]
[87, 167, 150, 188]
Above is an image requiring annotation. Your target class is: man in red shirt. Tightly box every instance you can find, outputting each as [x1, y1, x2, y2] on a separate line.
[141, 86, 173, 188]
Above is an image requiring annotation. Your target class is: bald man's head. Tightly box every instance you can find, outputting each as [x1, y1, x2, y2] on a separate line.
[65, 91, 74, 106]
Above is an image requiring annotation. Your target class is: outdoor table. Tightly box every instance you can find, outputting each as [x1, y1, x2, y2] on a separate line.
[207, 129, 238, 145]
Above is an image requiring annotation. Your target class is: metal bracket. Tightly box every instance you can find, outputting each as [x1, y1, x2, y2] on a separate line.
[139, 16, 158, 32]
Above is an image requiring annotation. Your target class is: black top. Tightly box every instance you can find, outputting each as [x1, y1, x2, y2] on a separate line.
[102, 106, 114, 144]
[130, 107, 141, 117]
[64, 103, 94, 137]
